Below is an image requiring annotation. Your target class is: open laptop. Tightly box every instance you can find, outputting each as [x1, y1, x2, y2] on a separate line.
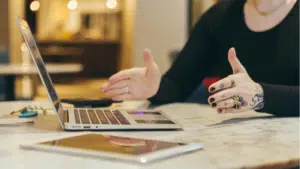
[16, 17, 181, 131]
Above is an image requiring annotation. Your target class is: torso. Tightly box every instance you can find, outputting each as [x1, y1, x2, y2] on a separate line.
[208, 0, 299, 86]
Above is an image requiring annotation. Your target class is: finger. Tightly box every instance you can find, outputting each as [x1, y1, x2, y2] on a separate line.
[144, 48, 154, 68]
[228, 47, 247, 74]
[217, 108, 239, 114]
[217, 108, 226, 114]
[109, 69, 137, 84]
[208, 88, 236, 104]
[208, 77, 235, 93]
[104, 87, 129, 97]
[112, 93, 132, 101]
[214, 99, 235, 109]
[100, 83, 109, 91]
[102, 80, 130, 92]
[222, 108, 244, 114]
[144, 48, 159, 78]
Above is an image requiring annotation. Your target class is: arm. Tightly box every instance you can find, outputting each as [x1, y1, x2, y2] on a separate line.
[101, 12, 217, 103]
[257, 84, 299, 117]
[149, 10, 217, 104]
[207, 48, 299, 117]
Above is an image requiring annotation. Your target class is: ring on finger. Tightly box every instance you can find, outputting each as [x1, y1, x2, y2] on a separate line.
[233, 95, 243, 110]
[217, 99, 235, 108]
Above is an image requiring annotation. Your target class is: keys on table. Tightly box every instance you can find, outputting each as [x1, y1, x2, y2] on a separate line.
[74, 109, 131, 125]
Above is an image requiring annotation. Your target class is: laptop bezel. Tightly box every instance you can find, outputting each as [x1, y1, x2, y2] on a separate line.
[16, 16, 65, 128]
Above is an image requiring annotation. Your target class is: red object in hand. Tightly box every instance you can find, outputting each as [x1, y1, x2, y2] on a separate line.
[203, 76, 221, 88]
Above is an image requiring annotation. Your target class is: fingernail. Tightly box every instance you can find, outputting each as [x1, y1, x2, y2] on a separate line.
[210, 87, 215, 92]
[217, 109, 222, 113]
[212, 103, 217, 108]
[209, 98, 215, 103]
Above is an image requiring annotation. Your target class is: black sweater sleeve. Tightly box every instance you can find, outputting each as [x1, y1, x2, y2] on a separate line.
[257, 83, 299, 116]
[148, 7, 217, 104]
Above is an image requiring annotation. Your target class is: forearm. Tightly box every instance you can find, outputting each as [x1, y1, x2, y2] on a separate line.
[257, 83, 299, 116]
[149, 6, 218, 105]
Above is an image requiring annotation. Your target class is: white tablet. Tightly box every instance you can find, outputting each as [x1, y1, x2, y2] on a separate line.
[20, 133, 203, 164]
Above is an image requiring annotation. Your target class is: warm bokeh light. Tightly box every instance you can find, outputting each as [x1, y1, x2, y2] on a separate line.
[68, 0, 78, 10]
[30, 0, 40, 12]
[106, 0, 117, 9]
[20, 43, 27, 52]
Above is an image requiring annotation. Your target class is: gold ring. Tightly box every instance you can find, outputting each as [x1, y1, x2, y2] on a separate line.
[233, 96, 243, 110]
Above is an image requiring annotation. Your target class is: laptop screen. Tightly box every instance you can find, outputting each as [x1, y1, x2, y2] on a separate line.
[17, 17, 64, 127]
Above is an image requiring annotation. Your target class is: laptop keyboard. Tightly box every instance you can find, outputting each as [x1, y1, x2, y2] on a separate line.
[79, 109, 90, 124]
[74, 109, 130, 125]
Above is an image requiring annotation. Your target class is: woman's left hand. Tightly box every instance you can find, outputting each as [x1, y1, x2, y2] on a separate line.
[208, 48, 264, 114]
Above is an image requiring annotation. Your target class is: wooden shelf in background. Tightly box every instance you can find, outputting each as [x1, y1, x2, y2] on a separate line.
[37, 39, 120, 45]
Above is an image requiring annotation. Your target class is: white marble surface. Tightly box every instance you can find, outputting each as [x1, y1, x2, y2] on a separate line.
[0, 64, 83, 75]
[0, 101, 299, 169]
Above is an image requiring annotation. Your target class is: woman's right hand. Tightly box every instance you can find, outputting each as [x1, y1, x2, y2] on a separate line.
[100, 49, 162, 101]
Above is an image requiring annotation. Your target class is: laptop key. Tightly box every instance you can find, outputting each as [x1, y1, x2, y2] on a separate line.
[87, 110, 100, 124]
[112, 110, 130, 125]
[74, 109, 80, 124]
[79, 109, 90, 124]
[95, 110, 110, 124]
[63, 110, 69, 123]
[104, 110, 119, 125]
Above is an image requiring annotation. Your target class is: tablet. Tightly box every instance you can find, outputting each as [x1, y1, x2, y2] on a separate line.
[20, 133, 203, 164]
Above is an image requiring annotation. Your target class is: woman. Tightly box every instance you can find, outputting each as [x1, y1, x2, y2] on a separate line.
[101, 0, 299, 116]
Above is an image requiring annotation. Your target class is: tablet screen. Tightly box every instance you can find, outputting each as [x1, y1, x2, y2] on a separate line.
[39, 134, 187, 155]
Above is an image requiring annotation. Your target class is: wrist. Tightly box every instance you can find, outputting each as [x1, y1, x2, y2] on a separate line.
[252, 83, 265, 111]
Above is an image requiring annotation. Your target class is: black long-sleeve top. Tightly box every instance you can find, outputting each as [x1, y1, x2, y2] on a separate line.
[149, 0, 299, 116]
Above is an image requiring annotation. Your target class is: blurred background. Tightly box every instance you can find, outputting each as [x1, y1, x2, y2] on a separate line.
[0, 0, 218, 101]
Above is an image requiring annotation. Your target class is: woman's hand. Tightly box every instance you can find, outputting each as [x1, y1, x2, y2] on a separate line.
[101, 49, 161, 101]
[208, 48, 264, 114]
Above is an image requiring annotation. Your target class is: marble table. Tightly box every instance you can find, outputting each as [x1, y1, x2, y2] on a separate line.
[0, 101, 298, 169]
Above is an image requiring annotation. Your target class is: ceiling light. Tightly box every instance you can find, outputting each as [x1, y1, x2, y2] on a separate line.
[106, 0, 117, 9]
[30, 0, 40, 12]
[68, 0, 78, 10]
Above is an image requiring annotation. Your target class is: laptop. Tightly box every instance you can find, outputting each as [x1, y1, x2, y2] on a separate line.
[16, 17, 181, 131]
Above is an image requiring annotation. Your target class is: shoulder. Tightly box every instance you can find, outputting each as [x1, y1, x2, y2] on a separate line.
[210, 0, 242, 12]
[197, 0, 246, 29]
